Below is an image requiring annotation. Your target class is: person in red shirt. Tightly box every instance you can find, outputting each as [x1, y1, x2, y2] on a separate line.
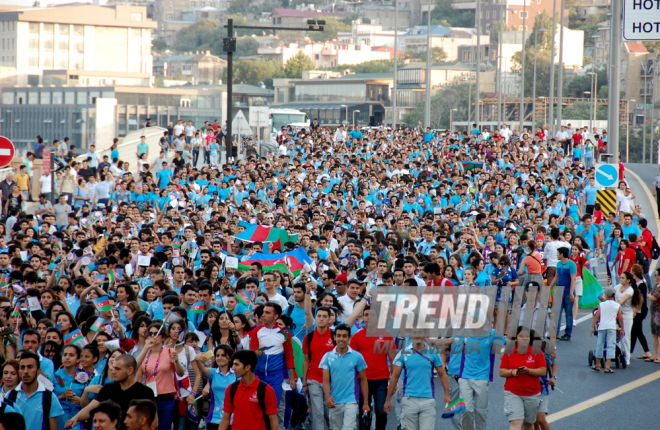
[499, 327, 547, 430]
[302, 307, 336, 430]
[619, 237, 638, 275]
[220, 350, 279, 430]
[350, 305, 396, 430]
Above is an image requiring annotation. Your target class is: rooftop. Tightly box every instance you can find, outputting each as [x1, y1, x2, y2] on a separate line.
[0, 4, 156, 29]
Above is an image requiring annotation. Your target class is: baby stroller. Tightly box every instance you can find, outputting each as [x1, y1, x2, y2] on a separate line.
[588, 309, 627, 369]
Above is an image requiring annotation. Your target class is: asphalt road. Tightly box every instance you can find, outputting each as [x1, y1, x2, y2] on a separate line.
[379, 164, 660, 430]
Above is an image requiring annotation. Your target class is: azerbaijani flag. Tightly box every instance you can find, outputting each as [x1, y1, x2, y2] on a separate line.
[237, 247, 313, 276]
[442, 398, 466, 418]
[64, 329, 86, 346]
[190, 301, 205, 314]
[597, 255, 606, 265]
[93, 296, 112, 312]
[464, 215, 476, 225]
[11, 306, 19, 316]
[514, 225, 524, 237]
[107, 269, 119, 284]
[461, 161, 483, 171]
[173, 238, 183, 249]
[280, 329, 304, 377]
[378, 249, 393, 267]
[236, 289, 251, 306]
[234, 223, 299, 251]
[90, 317, 106, 333]
[54, 374, 66, 388]
[0, 274, 9, 286]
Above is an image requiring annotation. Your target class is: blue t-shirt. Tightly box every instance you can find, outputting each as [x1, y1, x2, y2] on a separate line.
[393, 346, 442, 398]
[556, 259, 577, 291]
[207, 368, 237, 424]
[458, 329, 506, 381]
[576, 224, 599, 250]
[319, 348, 367, 404]
[622, 224, 642, 240]
[11, 386, 64, 430]
[285, 304, 315, 342]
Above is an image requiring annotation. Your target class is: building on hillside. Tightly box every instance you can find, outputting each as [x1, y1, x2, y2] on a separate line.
[479, 0, 564, 34]
[337, 21, 396, 49]
[572, 0, 610, 21]
[592, 21, 610, 68]
[273, 70, 392, 126]
[357, 5, 411, 28]
[400, 26, 489, 62]
[153, 51, 226, 84]
[269, 8, 353, 27]
[0, 4, 155, 88]
[152, 0, 229, 46]
[257, 41, 391, 68]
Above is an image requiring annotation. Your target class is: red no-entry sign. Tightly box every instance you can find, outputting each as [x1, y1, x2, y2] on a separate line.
[0, 136, 15, 168]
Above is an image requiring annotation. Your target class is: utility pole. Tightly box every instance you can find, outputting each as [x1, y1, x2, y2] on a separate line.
[223, 19, 324, 155]
[393, 0, 398, 130]
[643, 61, 647, 163]
[475, 0, 481, 130]
[607, 0, 621, 165]
[548, 0, 558, 135]
[532, 29, 547, 128]
[424, 6, 432, 128]
[519, 0, 526, 133]
[556, 0, 566, 132]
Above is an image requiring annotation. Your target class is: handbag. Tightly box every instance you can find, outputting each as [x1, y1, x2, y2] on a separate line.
[170, 348, 188, 417]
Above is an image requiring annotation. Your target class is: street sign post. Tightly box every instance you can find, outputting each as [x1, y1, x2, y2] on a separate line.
[42, 147, 51, 175]
[0, 136, 15, 168]
[623, 0, 660, 41]
[595, 163, 619, 188]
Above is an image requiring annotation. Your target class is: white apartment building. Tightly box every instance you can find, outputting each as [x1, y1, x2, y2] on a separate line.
[258, 41, 391, 68]
[0, 4, 155, 88]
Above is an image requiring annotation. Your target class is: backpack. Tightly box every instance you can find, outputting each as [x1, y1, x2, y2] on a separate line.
[635, 246, 650, 271]
[648, 230, 660, 260]
[6, 387, 53, 430]
[229, 380, 270, 430]
[305, 329, 336, 360]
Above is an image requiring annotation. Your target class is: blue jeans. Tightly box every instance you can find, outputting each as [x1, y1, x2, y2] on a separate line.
[556, 292, 573, 338]
[359, 378, 389, 430]
[203, 149, 210, 164]
[192, 149, 199, 166]
[156, 397, 176, 430]
[596, 329, 616, 359]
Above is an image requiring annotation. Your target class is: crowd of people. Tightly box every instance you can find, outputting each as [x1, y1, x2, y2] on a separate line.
[0, 119, 658, 430]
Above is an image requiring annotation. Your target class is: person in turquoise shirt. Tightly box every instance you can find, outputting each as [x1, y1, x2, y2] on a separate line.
[49, 345, 89, 429]
[194, 344, 237, 426]
[156, 163, 173, 189]
[384, 336, 450, 430]
[11, 352, 63, 430]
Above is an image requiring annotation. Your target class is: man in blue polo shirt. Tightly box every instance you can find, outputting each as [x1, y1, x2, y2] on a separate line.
[583, 177, 600, 214]
[11, 352, 63, 430]
[320, 323, 369, 430]
[284, 281, 314, 342]
[456, 326, 505, 430]
[549, 247, 577, 341]
[22, 329, 55, 378]
[383, 334, 450, 430]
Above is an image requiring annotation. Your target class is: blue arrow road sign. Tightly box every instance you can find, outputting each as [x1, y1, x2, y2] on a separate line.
[595, 164, 618, 188]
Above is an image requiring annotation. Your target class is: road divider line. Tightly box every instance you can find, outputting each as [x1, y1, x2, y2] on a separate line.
[546, 370, 660, 423]
[560, 312, 592, 331]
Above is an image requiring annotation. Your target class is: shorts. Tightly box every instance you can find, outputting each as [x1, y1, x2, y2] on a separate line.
[537, 394, 549, 414]
[574, 277, 583, 296]
[503, 391, 540, 423]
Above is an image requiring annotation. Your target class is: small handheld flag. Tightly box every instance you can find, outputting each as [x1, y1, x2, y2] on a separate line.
[90, 317, 106, 333]
[190, 301, 205, 314]
[64, 329, 87, 347]
[93, 296, 112, 312]
[236, 290, 251, 307]
[442, 398, 466, 419]
[104, 339, 122, 351]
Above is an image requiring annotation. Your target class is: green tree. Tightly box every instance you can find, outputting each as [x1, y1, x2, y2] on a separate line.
[403, 83, 477, 129]
[231, 58, 285, 88]
[284, 51, 315, 78]
[173, 19, 220, 53]
[152, 39, 168, 52]
[408, 46, 448, 63]
[562, 101, 607, 120]
[431, 0, 474, 28]
[235, 37, 260, 59]
[322, 59, 394, 74]
[228, 0, 248, 14]
[308, 17, 351, 42]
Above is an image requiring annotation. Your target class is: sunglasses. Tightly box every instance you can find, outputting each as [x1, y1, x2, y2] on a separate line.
[147, 331, 160, 337]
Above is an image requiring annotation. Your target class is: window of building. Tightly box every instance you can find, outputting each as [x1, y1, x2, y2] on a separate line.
[77, 91, 87, 104]
[28, 22, 39, 34]
[493, 11, 497, 19]
[41, 92, 51, 104]
[65, 92, 75, 104]
[315, 54, 319, 60]
[28, 92, 38, 104]
[52, 92, 62, 104]
[486, 11, 489, 19]
[2, 92, 13, 104]
[168, 15, 173, 19]
[169, 1, 173, 6]
[519, 11, 528, 18]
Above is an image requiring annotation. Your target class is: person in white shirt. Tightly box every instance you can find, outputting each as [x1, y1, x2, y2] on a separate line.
[174, 120, 185, 137]
[337, 279, 362, 321]
[500, 124, 512, 143]
[185, 121, 196, 143]
[333, 125, 347, 144]
[590, 287, 623, 372]
[543, 227, 570, 283]
[263, 272, 288, 310]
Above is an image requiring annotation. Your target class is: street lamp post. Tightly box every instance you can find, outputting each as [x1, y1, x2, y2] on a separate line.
[643, 60, 649, 163]
[627, 99, 636, 162]
[556, 0, 566, 135]
[393, 0, 398, 130]
[584, 91, 593, 133]
[548, 0, 558, 134]
[223, 19, 324, 154]
[424, 5, 432, 128]
[588, 72, 597, 135]
[450, 108, 458, 131]
[475, 0, 481, 129]
[352, 110, 360, 127]
[519, 0, 527, 133]
[340, 104, 348, 125]
[497, 7, 517, 130]
[532, 29, 548, 129]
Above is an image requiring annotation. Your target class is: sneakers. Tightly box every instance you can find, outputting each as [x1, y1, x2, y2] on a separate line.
[559, 334, 571, 341]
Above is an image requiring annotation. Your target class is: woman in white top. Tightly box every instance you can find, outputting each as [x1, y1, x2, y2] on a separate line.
[616, 181, 636, 215]
[615, 271, 642, 366]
